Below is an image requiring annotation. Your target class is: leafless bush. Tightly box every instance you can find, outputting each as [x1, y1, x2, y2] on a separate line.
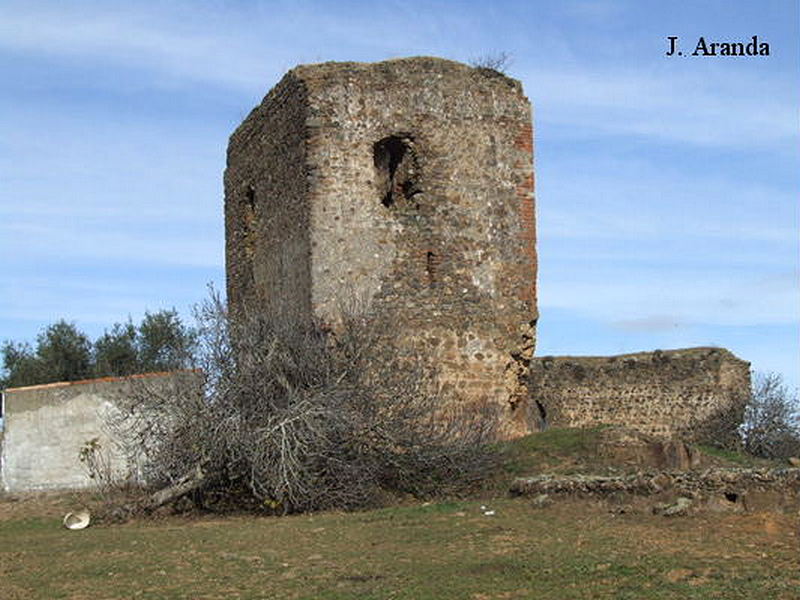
[469, 51, 512, 74]
[78, 437, 117, 493]
[77, 436, 151, 521]
[740, 372, 800, 460]
[689, 389, 750, 451]
[109, 290, 499, 515]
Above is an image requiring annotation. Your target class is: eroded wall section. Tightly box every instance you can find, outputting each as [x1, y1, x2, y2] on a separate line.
[225, 73, 312, 327]
[528, 347, 750, 443]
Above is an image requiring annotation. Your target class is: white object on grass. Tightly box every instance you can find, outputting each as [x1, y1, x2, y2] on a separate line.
[63, 510, 91, 530]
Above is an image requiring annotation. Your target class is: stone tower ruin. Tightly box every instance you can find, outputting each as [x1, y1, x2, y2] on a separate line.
[225, 57, 538, 435]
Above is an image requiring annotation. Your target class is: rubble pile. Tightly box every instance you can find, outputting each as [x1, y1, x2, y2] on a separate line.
[511, 468, 800, 499]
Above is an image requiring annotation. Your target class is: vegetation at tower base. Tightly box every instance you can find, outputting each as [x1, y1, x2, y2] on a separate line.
[104, 290, 500, 517]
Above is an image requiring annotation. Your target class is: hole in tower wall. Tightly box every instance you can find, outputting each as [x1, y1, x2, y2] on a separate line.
[242, 185, 257, 261]
[535, 400, 548, 431]
[425, 251, 437, 284]
[373, 135, 420, 208]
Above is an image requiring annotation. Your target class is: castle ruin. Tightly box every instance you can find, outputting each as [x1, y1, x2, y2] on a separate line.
[225, 57, 537, 436]
[225, 57, 749, 441]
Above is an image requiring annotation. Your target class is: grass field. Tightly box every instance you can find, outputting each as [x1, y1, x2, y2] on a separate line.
[1, 497, 798, 599]
[1, 429, 797, 599]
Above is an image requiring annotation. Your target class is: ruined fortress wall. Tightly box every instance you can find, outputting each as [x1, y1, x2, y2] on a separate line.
[225, 58, 538, 435]
[1, 372, 199, 492]
[528, 348, 751, 442]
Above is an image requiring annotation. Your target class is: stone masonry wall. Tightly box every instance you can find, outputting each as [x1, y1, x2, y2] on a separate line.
[225, 73, 312, 326]
[528, 348, 751, 443]
[225, 58, 538, 436]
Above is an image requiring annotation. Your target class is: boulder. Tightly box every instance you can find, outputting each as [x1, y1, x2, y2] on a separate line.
[653, 496, 692, 517]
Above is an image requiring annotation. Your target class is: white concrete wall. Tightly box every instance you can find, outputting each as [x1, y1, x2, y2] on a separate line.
[2, 390, 125, 492]
[1, 372, 198, 493]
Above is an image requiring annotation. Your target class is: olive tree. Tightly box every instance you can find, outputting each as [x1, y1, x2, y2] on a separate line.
[2, 310, 197, 388]
[1, 321, 92, 388]
[93, 322, 139, 377]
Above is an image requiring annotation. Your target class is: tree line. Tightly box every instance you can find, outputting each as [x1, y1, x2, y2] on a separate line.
[1, 310, 196, 389]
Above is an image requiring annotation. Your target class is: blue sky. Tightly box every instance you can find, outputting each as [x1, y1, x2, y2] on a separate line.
[1, 1, 798, 389]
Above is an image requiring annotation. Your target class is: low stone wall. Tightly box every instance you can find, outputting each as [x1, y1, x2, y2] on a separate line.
[510, 468, 800, 497]
[528, 347, 750, 443]
[1, 371, 200, 493]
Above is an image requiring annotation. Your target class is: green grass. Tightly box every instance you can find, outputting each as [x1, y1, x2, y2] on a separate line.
[2, 429, 795, 599]
[697, 444, 752, 465]
[695, 444, 788, 469]
[499, 428, 782, 477]
[2, 497, 797, 599]
[496, 426, 607, 476]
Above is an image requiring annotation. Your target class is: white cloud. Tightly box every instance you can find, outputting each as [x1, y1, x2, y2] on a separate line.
[2, 2, 795, 154]
[613, 315, 683, 332]
[0, 274, 209, 333]
[0, 1, 455, 94]
[558, 0, 625, 21]
[524, 65, 797, 150]
[0, 3, 284, 93]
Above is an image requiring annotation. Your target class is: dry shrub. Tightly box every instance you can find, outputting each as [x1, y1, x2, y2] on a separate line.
[740, 372, 800, 460]
[469, 51, 512, 74]
[109, 290, 499, 514]
[77, 437, 152, 522]
[698, 371, 800, 460]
